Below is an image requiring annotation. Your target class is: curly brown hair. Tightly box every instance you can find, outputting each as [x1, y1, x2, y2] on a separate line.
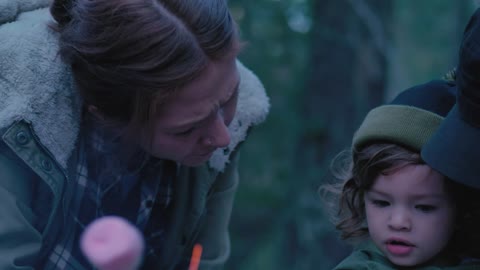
[324, 143, 480, 258]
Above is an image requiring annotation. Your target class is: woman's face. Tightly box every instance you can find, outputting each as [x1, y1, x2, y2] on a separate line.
[143, 56, 240, 166]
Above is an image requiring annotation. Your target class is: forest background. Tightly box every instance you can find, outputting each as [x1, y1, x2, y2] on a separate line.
[226, 1, 479, 269]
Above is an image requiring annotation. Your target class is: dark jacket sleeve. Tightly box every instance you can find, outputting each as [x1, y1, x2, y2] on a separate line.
[0, 141, 42, 269]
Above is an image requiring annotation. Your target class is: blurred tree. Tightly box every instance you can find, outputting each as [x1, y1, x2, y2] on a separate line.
[386, 0, 474, 99]
[226, 1, 477, 270]
[300, 0, 392, 170]
[226, 0, 311, 269]
[293, 0, 393, 268]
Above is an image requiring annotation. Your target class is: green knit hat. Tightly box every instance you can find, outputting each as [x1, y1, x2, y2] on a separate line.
[353, 80, 456, 152]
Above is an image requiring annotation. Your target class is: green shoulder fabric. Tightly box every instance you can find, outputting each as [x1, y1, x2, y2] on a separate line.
[333, 241, 480, 270]
[333, 241, 393, 270]
[0, 135, 44, 269]
[194, 151, 240, 269]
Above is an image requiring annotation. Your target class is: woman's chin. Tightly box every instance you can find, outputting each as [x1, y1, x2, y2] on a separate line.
[182, 152, 213, 167]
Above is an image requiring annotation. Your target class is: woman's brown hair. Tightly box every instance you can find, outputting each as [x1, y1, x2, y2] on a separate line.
[50, 0, 240, 138]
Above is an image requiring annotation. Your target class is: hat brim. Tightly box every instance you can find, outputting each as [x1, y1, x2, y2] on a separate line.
[422, 104, 480, 189]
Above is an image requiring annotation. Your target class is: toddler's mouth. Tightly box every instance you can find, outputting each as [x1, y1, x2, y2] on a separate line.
[387, 239, 414, 247]
[385, 239, 415, 256]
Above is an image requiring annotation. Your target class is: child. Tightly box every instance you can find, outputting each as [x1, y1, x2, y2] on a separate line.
[325, 80, 480, 269]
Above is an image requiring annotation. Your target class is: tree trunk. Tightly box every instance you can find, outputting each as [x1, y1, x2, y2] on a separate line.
[290, 0, 393, 268]
[300, 0, 392, 167]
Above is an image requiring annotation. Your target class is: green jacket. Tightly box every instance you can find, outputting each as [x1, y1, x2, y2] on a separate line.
[0, 3, 270, 270]
[333, 241, 480, 270]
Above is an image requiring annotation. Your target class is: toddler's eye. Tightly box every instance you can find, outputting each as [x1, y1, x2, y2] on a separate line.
[415, 204, 437, 213]
[372, 200, 390, 207]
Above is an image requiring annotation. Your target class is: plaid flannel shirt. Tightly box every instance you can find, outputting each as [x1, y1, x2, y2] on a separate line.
[44, 116, 175, 269]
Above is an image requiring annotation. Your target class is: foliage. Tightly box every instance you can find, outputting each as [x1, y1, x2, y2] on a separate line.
[227, 1, 477, 269]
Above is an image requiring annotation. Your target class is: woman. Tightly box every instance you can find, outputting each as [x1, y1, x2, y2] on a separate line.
[0, 0, 269, 269]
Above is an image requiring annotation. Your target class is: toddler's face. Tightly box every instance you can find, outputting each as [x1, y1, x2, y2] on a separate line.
[364, 164, 456, 267]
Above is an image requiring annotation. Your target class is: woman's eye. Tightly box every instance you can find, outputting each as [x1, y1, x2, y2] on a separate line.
[372, 200, 390, 207]
[415, 204, 437, 213]
[174, 128, 195, 136]
[221, 89, 239, 118]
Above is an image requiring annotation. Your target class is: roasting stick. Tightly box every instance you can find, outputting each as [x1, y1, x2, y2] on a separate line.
[188, 244, 203, 270]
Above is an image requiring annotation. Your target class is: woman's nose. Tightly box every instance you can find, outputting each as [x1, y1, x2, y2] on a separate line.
[202, 112, 231, 148]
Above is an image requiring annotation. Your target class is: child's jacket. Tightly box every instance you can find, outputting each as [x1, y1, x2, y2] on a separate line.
[333, 241, 480, 270]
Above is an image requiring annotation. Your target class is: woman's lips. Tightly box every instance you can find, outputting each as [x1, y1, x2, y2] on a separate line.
[195, 149, 215, 159]
[199, 150, 214, 157]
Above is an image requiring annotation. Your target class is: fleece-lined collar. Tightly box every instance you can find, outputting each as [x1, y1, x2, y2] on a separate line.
[0, 0, 51, 24]
[0, 7, 269, 172]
